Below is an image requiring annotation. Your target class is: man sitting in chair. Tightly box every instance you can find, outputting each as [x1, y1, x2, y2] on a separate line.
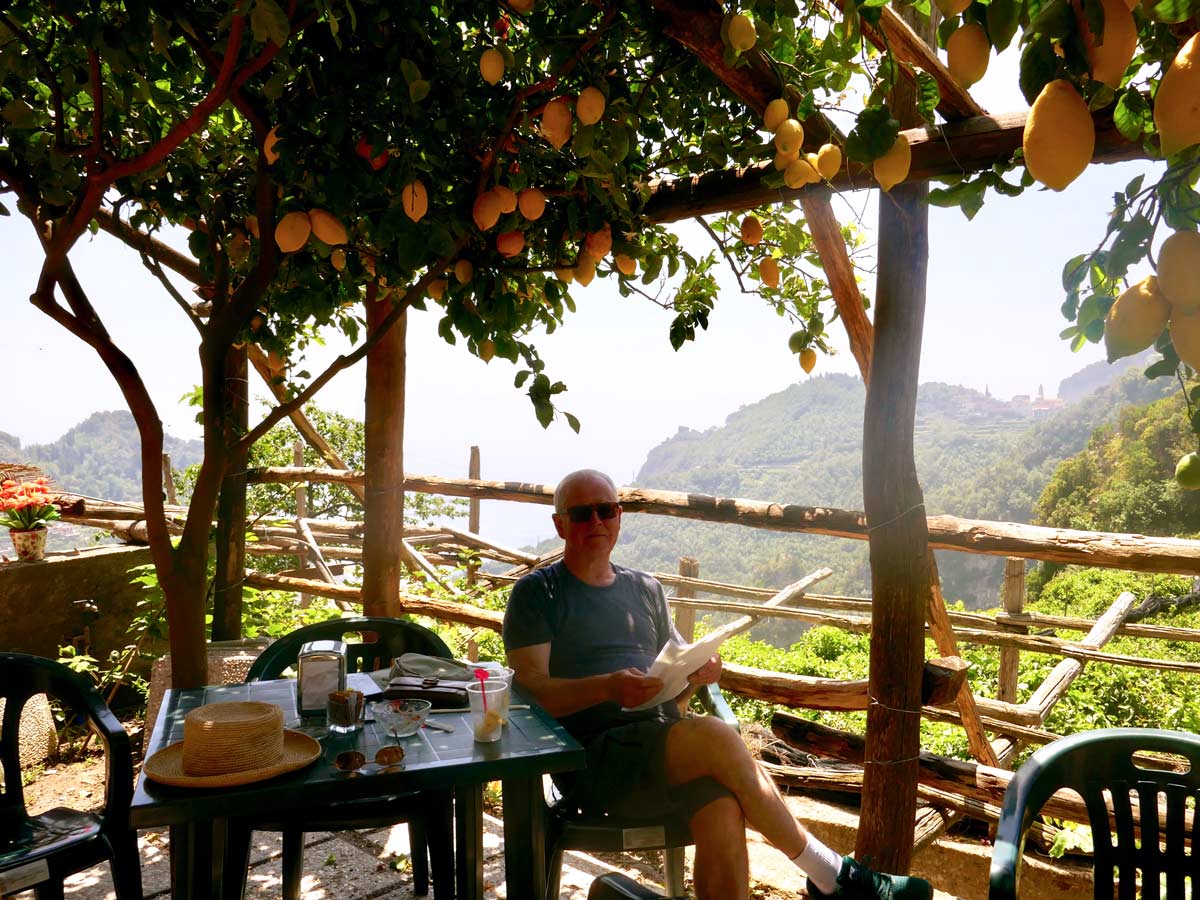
[504, 469, 934, 900]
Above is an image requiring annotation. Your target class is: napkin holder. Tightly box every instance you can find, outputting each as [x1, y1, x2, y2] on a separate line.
[296, 639, 347, 717]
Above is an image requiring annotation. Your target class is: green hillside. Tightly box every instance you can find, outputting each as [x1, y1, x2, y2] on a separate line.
[3, 411, 203, 502]
[615, 365, 1172, 641]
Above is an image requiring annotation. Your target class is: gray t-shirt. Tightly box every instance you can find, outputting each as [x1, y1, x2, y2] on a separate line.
[503, 561, 681, 743]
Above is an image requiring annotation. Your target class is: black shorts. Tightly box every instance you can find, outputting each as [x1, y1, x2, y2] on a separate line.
[555, 716, 733, 822]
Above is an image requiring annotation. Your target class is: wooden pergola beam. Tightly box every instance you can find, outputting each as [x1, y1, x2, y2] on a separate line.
[238, 470, 1200, 576]
[644, 106, 1148, 222]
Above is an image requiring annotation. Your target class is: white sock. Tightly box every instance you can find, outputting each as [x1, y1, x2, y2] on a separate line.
[791, 836, 843, 894]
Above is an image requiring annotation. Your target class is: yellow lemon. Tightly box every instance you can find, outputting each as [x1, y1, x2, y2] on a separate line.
[934, 0, 972, 15]
[428, 278, 448, 300]
[1170, 305, 1200, 369]
[728, 14, 757, 53]
[245, 215, 260, 239]
[774, 149, 799, 171]
[1104, 276, 1169, 361]
[1085, 0, 1137, 88]
[473, 191, 503, 231]
[946, 24, 991, 88]
[584, 224, 612, 259]
[497, 230, 525, 258]
[1155, 34, 1200, 157]
[308, 209, 348, 246]
[454, 259, 474, 284]
[493, 185, 518, 214]
[800, 348, 817, 373]
[1023, 79, 1094, 191]
[615, 254, 637, 276]
[478, 339, 496, 363]
[574, 253, 597, 286]
[555, 266, 575, 284]
[1157, 230, 1200, 310]
[401, 180, 429, 222]
[816, 143, 843, 180]
[774, 118, 805, 154]
[874, 135, 912, 192]
[263, 125, 282, 165]
[740, 215, 764, 245]
[541, 97, 572, 149]
[1176, 451, 1200, 490]
[759, 257, 780, 288]
[480, 48, 505, 85]
[518, 188, 546, 221]
[330, 248, 346, 271]
[576, 87, 606, 126]
[275, 211, 312, 253]
[784, 155, 820, 189]
[763, 98, 790, 132]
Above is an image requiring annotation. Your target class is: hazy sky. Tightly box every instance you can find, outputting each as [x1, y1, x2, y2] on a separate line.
[0, 47, 1160, 547]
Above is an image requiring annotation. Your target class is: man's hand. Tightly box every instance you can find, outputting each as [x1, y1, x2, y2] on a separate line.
[687, 654, 722, 686]
[608, 668, 664, 708]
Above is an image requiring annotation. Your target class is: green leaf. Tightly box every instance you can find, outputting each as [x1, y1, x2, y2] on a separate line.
[564, 412, 581, 434]
[936, 16, 959, 49]
[1062, 254, 1089, 292]
[1144, 357, 1178, 379]
[1029, 0, 1076, 38]
[928, 179, 988, 220]
[514, 370, 531, 388]
[409, 80, 431, 103]
[250, 0, 290, 47]
[986, 0, 1021, 50]
[844, 104, 899, 163]
[1019, 36, 1060, 105]
[0, 200, 9, 216]
[1, 99, 38, 128]
[1113, 89, 1152, 141]
[400, 59, 422, 84]
[1147, 0, 1198, 22]
[914, 71, 940, 126]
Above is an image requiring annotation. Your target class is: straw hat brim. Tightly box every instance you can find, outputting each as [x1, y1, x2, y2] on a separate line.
[143, 730, 322, 788]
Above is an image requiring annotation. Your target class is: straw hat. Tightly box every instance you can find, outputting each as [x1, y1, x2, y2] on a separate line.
[144, 701, 321, 788]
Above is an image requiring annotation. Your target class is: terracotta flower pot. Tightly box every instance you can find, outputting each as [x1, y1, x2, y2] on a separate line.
[9, 527, 47, 562]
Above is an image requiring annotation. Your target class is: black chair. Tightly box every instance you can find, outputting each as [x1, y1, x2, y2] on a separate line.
[225, 617, 456, 900]
[544, 684, 738, 900]
[989, 727, 1200, 899]
[0, 653, 142, 900]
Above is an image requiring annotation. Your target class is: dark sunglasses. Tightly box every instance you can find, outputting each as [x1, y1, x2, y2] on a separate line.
[564, 502, 621, 524]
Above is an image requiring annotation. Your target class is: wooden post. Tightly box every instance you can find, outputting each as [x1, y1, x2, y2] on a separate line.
[674, 557, 700, 641]
[466, 446, 482, 662]
[467, 445, 481, 586]
[162, 453, 176, 505]
[212, 345, 248, 641]
[998, 558, 1025, 703]
[856, 7, 932, 871]
[294, 440, 311, 608]
[362, 288, 406, 617]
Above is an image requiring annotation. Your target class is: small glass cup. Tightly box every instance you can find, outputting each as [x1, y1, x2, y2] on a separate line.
[373, 699, 431, 741]
[467, 681, 508, 743]
[485, 667, 515, 724]
[327, 689, 365, 733]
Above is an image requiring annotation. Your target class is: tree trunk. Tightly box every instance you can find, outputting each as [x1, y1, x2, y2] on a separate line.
[212, 344, 248, 640]
[856, 11, 933, 865]
[362, 291, 407, 615]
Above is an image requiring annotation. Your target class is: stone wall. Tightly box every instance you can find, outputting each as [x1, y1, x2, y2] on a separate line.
[0, 544, 160, 665]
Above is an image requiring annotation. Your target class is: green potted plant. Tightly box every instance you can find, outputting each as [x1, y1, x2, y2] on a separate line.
[1, 477, 61, 562]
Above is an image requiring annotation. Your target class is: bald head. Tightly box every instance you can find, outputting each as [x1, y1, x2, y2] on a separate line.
[553, 469, 617, 514]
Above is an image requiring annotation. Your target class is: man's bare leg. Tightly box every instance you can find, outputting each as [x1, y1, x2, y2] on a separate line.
[688, 796, 749, 900]
[666, 717, 809, 858]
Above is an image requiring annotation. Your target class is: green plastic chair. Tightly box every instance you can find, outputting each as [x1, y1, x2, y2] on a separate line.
[989, 727, 1200, 900]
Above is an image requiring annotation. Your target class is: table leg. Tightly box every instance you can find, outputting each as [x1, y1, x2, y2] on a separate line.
[168, 818, 230, 900]
[455, 783, 484, 900]
[501, 774, 546, 900]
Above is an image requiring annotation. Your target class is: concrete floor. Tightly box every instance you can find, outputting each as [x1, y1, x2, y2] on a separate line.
[19, 792, 1094, 900]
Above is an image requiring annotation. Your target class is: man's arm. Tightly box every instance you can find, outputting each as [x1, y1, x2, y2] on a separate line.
[674, 653, 723, 713]
[507, 642, 664, 718]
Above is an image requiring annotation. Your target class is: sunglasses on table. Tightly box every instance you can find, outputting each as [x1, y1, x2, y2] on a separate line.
[562, 502, 622, 524]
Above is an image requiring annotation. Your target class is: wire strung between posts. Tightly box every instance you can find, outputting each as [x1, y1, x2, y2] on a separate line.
[864, 502, 925, 534]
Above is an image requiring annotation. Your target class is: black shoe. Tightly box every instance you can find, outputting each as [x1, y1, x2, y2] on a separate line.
[806, 856, 933, 900]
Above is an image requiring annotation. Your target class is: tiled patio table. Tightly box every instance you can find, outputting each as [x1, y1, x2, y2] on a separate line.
[131, 678, 585, 900]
